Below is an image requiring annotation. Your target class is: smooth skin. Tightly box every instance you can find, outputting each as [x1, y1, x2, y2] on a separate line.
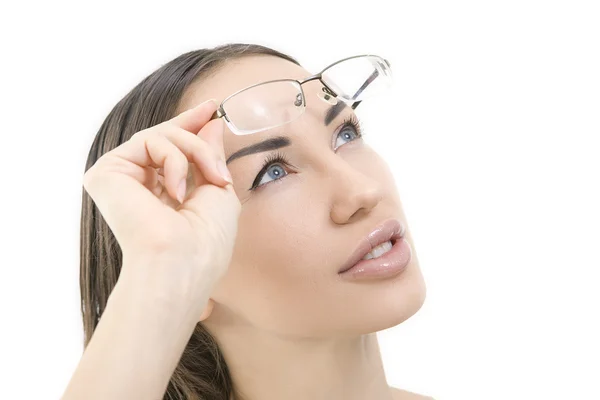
[62, 55, 431, 400]
[62, 99, 241, 399]
[179, 55, 430, 400]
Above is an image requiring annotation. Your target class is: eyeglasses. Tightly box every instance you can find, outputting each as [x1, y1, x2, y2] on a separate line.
[209, 54, 393, 135]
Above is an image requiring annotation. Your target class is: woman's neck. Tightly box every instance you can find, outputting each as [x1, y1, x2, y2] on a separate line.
[217, 328, 395, 400]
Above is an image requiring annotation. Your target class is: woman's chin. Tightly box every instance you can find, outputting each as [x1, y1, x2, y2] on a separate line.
[345, 262, 427, 334]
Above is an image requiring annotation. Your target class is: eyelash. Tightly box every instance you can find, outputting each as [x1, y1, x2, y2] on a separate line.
[249, 114, 365, 191]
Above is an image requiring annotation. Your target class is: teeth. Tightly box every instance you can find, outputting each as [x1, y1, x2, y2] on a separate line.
[362, 240, 393, 260]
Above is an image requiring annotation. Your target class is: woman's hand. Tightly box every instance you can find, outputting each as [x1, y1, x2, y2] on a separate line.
[82, 99, 241, 318]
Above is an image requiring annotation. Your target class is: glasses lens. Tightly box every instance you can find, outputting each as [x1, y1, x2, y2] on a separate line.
[222, 80, 305, 135]
[321, 56, 393, 103]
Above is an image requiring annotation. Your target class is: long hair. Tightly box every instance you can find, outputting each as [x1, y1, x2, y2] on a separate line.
[80, 43, 300, 400]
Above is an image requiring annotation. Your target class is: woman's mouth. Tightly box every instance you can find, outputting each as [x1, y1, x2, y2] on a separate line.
[338, 218, 405, 273]
[361, 239, 394, 260]
[339, 237, 411, 280]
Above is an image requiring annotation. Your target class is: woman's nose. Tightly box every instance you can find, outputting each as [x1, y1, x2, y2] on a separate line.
[326, 156, 384, 224]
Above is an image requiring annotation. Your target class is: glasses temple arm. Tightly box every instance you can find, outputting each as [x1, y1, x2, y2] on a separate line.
[350, 69, 380, 101]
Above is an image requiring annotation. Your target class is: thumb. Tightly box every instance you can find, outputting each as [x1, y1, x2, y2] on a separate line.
[184, 115, 238, 238]
[199, 116, 226, 162]
[189, 117, 228, 188]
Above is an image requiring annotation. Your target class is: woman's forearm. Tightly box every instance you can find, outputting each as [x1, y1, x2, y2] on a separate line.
[61, 272, 205, 400]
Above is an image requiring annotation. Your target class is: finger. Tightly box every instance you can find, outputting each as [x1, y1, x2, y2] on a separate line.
[161, 124, 230, 188]
[108, 133, 189, 203]
[146, 135, 191, 202]
[112, 125, 230, 195]
[198, 116, 227, 165]
[83, 161, 170, 250]
[169, 98, 219, 134]
[84, 134, 191, 244]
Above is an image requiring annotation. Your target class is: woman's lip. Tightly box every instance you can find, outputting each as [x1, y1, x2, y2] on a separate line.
[338, 218, 405, 274]
[338, 237, 412, 280]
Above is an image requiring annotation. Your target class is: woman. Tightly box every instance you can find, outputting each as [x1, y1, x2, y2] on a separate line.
[62, 43, 431, 400]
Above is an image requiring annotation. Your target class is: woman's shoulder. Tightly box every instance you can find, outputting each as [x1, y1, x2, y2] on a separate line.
[391, 386, 435, 400]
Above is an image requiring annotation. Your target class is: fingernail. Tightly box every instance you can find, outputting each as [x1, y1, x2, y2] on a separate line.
[177, 179, 186, 203]
[216, 159, 232, 184]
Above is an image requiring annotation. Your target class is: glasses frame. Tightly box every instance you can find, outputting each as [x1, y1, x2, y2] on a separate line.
[209, 54, 392, 135]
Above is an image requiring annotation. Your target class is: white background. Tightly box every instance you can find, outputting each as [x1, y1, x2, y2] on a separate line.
[1, 1, 599, 399]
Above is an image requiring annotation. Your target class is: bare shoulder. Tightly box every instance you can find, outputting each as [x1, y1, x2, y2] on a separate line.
[391, 386, 435, 400]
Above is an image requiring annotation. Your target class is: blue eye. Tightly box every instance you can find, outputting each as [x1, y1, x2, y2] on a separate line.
[249, 115, 365, 191]
[335, 124, 361, 148]
[253, 157, 288, 189]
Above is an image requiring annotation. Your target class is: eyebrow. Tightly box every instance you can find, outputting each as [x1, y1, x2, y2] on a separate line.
[226, 136, 291, 165]
[324, 102, 347, 126]
[225, 103, 346, 165]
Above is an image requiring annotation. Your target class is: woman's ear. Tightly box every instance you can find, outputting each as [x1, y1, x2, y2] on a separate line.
[198, 298, 215, 322]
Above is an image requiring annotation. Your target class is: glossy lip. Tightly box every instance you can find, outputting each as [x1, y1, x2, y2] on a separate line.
[338, 218, 406, 274]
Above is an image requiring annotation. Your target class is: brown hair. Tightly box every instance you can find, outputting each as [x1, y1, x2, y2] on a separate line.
[80, 43, 300, 400]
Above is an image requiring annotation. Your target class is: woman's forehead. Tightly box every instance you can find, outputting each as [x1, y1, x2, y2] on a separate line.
[178, 55, 309, 112]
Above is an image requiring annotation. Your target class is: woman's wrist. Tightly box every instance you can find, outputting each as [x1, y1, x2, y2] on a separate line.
[113, 257, 213, 325]
[110, 264, 209, 330]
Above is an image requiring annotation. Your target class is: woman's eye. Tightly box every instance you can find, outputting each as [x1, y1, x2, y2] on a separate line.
[334, 125, 362, 150]
[255, 163, 287, 188]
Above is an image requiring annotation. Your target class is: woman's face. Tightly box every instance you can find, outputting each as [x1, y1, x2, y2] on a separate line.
[176, 55, 426, 338]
